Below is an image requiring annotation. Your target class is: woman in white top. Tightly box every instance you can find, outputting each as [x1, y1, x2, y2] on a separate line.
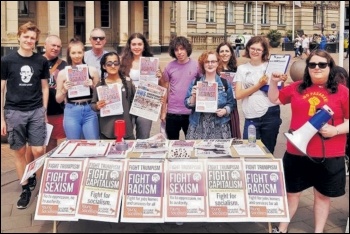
[235, 36, 284, 154]
[119, 33, 162, 139]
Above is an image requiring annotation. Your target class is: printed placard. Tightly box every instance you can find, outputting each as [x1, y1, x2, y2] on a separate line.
[76, 159, 125, 222]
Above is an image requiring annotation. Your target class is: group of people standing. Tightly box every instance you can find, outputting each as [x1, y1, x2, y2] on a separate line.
[1, 21, 349, 234]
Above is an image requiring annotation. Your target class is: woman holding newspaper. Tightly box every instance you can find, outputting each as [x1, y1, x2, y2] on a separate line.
[91, 52, 136, 140]
[184, 51, 234, 139]
[120, 33, 162, 139]
[234, 36, 287, 154]
[55, 38, 100, 139]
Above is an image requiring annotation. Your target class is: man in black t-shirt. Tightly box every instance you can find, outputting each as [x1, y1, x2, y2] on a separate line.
[1, 22, 49, 209]
[25, 35, 68, 175]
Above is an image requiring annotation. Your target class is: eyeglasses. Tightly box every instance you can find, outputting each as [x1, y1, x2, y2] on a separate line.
[307, 62, 329, 69]
[105, 61, 120, 67]
[249, 48, 264, 53]
[91, 36, 105, 41]
[204, 60, 218, 65]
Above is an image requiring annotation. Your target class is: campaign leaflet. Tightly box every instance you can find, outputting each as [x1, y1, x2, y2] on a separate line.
[164, 159, 207, 222]
[76, 159, 125, 223]
[168, 140, 196, 159]
[207, 159, 248, 222]
[129, 81, 167, 121]
[35, 158, 85, 221]
[66, 64, 90, 98]
[244, 159, 290, 222]
[96, 83, 123, 117]
[121, 160, 164, 223]
[195, 81, 218, 113]
[220, 72, 236, 98]
[140, 57, 159, 85]
[105, 141, 135, 159]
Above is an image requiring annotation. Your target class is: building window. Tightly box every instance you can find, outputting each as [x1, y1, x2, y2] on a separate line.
[277, 5, 285, 25]
[59, 1, 66, 26]
[187, 1, 196, 21]
[144, 1, 149, 20]
[313, 6, 322, 24]
[100, 1, 110, 28]
[227, 2, 234, 23]
[18, 1, 29, 15]
[170, 1, 176, 22]
[206, 1, 216, 23]
[261, 4, 269, 24]
[244, 2, 252, 24]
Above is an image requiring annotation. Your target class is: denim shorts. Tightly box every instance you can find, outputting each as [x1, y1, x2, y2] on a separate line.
[283, 152, 346, 197]
[5, 107, 46, 150]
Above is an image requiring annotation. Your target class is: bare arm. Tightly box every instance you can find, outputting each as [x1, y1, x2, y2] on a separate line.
[55, 70, 67, 104]
[235, 75, 267, 100]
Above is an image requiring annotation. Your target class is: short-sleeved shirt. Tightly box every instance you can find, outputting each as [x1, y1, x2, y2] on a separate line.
[84, 50, 108, 78]
[1, 52, 50, 111]
[234, 62, 276, 119]
[279, 82, 349, 157]
[163, 58, 201, 115]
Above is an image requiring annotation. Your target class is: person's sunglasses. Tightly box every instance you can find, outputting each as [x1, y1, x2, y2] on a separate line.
[307, 62, 328, 69]
[105, 61, 120, 67]
[91, 36, 105, 41]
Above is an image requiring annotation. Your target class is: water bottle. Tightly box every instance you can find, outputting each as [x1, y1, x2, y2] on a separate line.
[248, 124, 256, 147]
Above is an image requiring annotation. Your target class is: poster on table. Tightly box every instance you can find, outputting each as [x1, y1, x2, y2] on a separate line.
[121, 160, 164, 223]
[164, 159, 208, 222]
[76, 159, 125, 223]
[207, 159, 248, 221]
[35, 158, 85, 221]
[243, 159, 290, 222]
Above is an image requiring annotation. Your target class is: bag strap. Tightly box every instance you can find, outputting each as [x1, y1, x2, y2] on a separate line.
[49, 58, 62, 75]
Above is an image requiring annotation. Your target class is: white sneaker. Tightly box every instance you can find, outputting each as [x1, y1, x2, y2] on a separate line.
[176, 222, 183, 226]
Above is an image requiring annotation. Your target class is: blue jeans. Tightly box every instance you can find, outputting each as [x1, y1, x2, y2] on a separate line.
[63, 103, 99, 139]
[243, 105, 281, 154]
[235, 45, 240, 57]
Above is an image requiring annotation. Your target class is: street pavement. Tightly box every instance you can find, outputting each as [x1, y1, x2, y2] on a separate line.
[1, 47, 349, 233]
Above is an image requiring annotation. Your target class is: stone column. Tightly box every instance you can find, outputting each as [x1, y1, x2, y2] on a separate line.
[160, 1, 171, 51]
[148, 1, 160, 54]
[85, 1, 95, 46]
[176, 1, 187, 37]
[5, 1, 18, 45]
[47, 1, 60, 36]
[119, 1, 129, 46]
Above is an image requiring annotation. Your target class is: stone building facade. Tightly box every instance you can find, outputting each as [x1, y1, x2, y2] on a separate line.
[1, 1, 348, 55]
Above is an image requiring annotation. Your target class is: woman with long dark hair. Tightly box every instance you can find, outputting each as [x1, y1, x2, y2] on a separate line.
[91, 52, 136, 139]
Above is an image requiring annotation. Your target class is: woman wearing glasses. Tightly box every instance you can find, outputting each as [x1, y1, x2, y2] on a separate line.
[235, 36, 283, 154]
[120, 33, 162, 139]
[56, 38, 100, 139]
[91, 52, 136, 140]
[268, 49, 349, 233]
[184, 51, 234, 139]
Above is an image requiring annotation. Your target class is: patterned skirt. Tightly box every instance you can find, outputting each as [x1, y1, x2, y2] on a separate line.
[186, 113, 232, 140]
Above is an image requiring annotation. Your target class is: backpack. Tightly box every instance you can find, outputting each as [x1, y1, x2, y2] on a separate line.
[195, 76, 228, 92]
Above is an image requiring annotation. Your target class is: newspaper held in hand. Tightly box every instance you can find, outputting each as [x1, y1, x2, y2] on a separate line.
[195, 81, 218, 113]
[129, 81, 167, 121]
[96, 83, 123, 117]
[140, 57, 159, 85]
[220, 72, 236, 98]
[66, 64, 91, 98]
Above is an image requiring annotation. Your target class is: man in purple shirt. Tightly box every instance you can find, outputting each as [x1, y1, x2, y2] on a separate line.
[160, 36, 201, 140]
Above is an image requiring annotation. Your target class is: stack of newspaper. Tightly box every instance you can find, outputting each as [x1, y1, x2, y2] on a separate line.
[194, 139, 233, 158]
[168, 140, 196, 159]
[132, 133, 169, 158]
